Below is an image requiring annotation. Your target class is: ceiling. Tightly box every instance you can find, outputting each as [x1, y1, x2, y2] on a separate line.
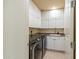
[33, 0, 65, 11]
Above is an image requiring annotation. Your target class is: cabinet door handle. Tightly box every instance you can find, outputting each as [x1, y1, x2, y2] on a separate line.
[70, 42, 73, 48]
[70, 41, 75, 49]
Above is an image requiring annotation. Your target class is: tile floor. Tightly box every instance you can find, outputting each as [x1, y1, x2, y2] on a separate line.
[43, 50, 66, 59]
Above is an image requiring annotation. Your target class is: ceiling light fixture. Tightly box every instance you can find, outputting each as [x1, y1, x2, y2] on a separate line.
[52, 6, 57, 9]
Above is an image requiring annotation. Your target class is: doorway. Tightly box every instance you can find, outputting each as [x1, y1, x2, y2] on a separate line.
[29, 0, 76, 59]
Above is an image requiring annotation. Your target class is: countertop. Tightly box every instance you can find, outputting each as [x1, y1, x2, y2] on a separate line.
[29, 33, 47, 42]
[29, 33, 65, 41]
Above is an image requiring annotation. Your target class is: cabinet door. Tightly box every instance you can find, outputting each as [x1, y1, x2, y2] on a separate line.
[55, 10, 64, 28]
[29, 1, 41, 28]
[49, 18, 55, 28]
[55, 37, 65, 51]
[46, 36, 55, 49]
[41, 19, 49, 28]
[41, 12, 49, 28]
[55, 18, 64, 28]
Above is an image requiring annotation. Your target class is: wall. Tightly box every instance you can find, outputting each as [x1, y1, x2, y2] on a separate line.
[3, 0, 29, 59]
[29, 1, 41, 27]
[64, 0, 71, 35]
[64, 0, 74, 59]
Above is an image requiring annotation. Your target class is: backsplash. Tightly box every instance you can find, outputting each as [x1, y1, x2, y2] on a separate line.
[29, 28, 40, 35]
[29, 28, 64, 35]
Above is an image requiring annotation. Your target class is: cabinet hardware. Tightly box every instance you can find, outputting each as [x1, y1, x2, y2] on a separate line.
[71, 0, 76, 8]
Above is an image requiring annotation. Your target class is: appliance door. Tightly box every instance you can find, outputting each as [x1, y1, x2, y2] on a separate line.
[34, 41, 42, 59]
[42, 36, 46, 57]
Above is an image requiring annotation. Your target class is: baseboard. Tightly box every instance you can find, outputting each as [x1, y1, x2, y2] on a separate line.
[45, 48, 66, 53]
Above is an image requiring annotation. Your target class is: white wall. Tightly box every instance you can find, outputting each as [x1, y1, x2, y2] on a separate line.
[64, 0, 75, 59]
[29, 1, 41, 28]
[3, 0, 29, 59]
[64, 0, 71, 35]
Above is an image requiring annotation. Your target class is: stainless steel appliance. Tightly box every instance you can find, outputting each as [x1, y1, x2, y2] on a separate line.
[29, 37, 42, 59]
[29, 33, 47, 59]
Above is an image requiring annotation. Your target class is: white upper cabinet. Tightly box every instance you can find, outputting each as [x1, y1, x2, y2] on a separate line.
[56, 18, 64, 28]
[55, 10, 64, 28]
[29, 1, 64, 28]
[41, 9, 64, 28]
[48, 11, 55, 28]
[41, 12, 49, 28]
[29, 1, 41, 28]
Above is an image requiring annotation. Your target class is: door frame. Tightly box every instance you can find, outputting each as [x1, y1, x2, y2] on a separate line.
[73, 0, 76, 59]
